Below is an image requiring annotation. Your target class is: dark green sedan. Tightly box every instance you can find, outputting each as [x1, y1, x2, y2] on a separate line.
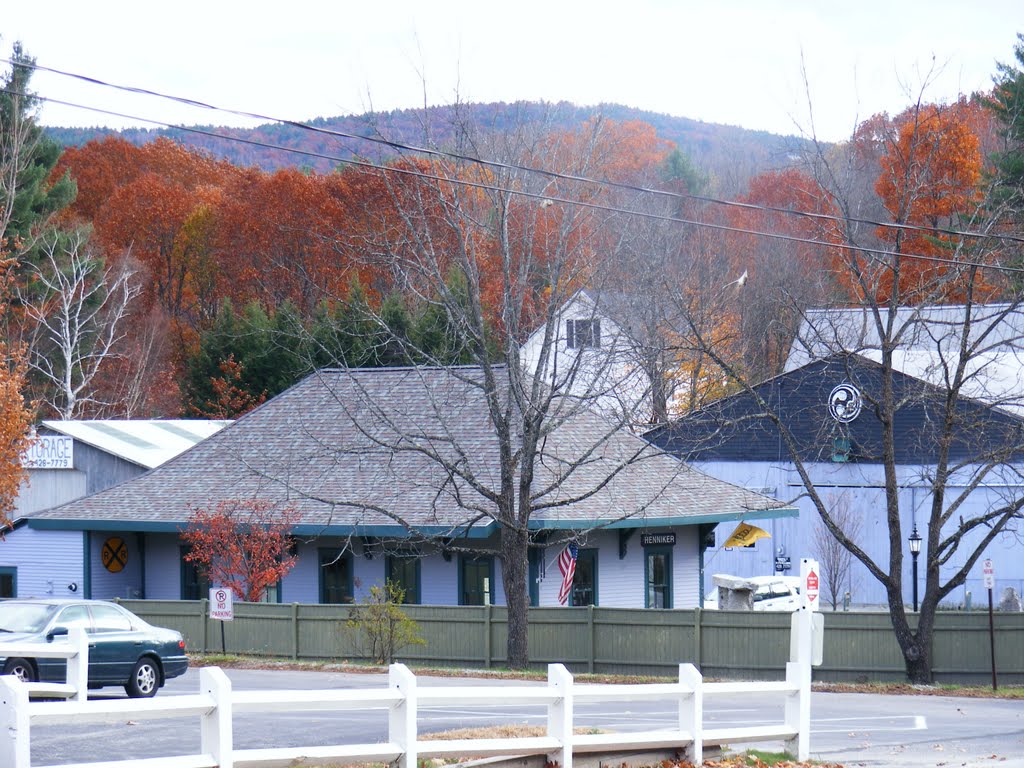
[0, 599, 188, 697]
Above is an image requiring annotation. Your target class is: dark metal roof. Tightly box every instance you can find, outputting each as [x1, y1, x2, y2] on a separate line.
[647, 354, 1024, 465]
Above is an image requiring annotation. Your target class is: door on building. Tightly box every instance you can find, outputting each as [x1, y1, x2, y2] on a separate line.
[645, 548, 672, 608]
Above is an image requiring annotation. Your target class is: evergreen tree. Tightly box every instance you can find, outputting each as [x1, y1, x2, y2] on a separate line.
[659, 148, 707, 194]
[0, 43, 76, 253]
[310, 280, 382, 369]
[412, 268, 479, 365]
[990, 34, 1024, 276]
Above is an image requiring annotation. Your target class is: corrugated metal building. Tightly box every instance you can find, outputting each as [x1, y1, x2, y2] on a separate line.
[2, 420, 230, 599]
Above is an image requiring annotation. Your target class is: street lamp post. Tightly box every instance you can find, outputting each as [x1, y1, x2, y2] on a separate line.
[909, 525, 922, 612]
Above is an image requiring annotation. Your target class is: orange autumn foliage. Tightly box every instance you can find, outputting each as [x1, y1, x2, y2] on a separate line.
[727, 168, 841, 289]
[53, 117, 677, 415]
[862, 102, 992, 302]
[0, 256, 35, 529]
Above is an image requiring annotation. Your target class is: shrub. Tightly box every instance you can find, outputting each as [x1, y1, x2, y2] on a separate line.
[345, 580, 426, 664]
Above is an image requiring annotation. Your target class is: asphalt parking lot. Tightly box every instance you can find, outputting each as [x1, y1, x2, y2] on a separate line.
[29, 667, 1024, 767]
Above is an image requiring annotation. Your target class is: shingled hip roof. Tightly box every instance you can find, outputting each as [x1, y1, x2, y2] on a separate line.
[29, 367, 793, 535]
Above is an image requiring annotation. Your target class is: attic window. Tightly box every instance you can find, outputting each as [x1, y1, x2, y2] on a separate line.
[567, 319, 601, 349]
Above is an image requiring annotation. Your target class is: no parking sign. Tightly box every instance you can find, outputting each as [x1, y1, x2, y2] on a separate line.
[210, 587, 234, 621]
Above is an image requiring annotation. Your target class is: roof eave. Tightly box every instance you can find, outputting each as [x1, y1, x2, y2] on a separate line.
[529, 505, 798, 530]
[25, 518, 499, 538]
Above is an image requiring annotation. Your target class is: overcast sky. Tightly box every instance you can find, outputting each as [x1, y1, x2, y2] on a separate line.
[3, 1, 1021, 142]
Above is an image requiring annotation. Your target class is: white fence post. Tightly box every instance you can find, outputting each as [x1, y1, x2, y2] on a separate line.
[785, 604, 812, 760]
[66, 627, 89, 702]
[0, 675, 30, 768]
[389, 663, 418, 768]
[547, 663, 573, 768]
[678, 663, 703, 765]
[200, 667, 233, 768]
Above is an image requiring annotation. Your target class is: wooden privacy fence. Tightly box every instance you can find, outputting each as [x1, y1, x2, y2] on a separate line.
[119, 599, 1024, 684]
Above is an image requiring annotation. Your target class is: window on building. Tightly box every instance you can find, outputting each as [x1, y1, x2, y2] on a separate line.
[831, 437, 852, 462]
[260, 581, 281, 603]
[570, 549, 598, 606]
[386, 555, 421, 604]
[319, 549, 354, 604]
[180, 547, 210, 600]
[566, 318, 601, 349]
[459, 556, 494, 606]
[528, 548, 540, 607]
[0, 567, 15, 598]
[645, 548, 672, 608]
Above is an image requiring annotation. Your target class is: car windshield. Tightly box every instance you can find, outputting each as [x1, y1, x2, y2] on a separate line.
[0, 603, 57, 633]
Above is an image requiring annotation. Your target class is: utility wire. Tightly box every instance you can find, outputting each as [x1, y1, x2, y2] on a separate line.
[7, 87, 1024, 276]
[12, 57, 1024, 248]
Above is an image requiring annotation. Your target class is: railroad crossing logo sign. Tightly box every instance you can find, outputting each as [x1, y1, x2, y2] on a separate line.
[828, 383, 863, 423]
[101, 537, 128, 573]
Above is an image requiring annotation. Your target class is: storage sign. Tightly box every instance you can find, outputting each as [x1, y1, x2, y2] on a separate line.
[22, 435, 74, 469]
[209, 588, 234, 621]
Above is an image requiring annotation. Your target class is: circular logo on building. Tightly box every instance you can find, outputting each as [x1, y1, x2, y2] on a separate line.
[828, 383, 862, 423]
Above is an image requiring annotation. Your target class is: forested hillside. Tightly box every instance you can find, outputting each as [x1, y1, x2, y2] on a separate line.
[46, 101, 806, 195]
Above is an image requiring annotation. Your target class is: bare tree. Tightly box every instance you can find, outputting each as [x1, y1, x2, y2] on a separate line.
[669, 78, 1024, 683]
[270, 113, 704, 668]
[22, 230, 141, 418]
[814, 493, 862, 610]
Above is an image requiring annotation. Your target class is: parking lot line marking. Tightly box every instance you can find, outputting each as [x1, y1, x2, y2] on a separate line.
[810, 715, 927, 734]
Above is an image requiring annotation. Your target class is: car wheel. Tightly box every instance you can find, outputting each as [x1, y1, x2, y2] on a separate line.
[125, 657, 160, 698]
[3, 657, 36, 682]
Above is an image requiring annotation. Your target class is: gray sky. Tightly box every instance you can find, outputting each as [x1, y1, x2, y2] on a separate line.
[3, 1, 1021, 142]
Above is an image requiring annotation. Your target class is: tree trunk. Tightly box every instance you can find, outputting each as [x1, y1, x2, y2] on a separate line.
[501, 526, 531, 668]
[902, 637, 934, 684]
[892, 601, 936, 684]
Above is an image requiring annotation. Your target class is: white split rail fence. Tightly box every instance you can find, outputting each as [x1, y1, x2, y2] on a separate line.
[0, 607, 816, 768]
[0, 627, 89, 702]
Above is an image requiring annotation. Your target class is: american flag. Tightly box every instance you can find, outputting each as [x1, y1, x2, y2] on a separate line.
[557, 543, 579, 605]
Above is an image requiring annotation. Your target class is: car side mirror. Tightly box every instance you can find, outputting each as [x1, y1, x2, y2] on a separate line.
[47, 626, 69, 641]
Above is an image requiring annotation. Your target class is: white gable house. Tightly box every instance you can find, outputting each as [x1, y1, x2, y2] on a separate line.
[520, 291, 656, 428]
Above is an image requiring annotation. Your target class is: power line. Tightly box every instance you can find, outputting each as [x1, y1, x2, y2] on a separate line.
[13, 57, 1024, 248]
[6, 86, 1024, 276]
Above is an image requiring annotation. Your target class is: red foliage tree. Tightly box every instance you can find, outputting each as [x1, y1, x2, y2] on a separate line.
[212, 168, 353, 314]
[191, 355, 267, 419]
[842, 101, 994, 303]
[181, 499, 298, 602]
[0, 255, 34, 530]
[723, 168, 840, 376]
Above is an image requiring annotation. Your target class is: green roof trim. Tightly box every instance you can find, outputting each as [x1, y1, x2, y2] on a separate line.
[27, 505, 796, 535]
